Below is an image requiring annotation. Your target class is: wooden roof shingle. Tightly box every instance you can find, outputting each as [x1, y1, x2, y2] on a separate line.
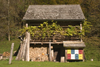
[23, 5, 85, 21]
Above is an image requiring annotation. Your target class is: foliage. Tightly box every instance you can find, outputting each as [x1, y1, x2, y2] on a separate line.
[83, 37, 100, 61]
[19, 20, 91, 39]
[82, 19, 92, 36]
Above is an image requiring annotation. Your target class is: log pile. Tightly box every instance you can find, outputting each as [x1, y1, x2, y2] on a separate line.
[16, 32, 30, 61]
[15, 40, 26, 61]
[2, 52, 10, 58]
[29, 46, 49, 61]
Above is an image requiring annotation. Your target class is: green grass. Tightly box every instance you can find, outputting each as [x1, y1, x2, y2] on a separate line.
[0, 39, 20, 53]
[0, 60, 100, 67]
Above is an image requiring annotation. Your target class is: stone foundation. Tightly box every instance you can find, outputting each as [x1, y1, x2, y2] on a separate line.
[29, 45, 49, 61]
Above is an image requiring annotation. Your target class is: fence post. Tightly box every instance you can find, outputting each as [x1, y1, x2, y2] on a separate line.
[9, 43, 14, 64]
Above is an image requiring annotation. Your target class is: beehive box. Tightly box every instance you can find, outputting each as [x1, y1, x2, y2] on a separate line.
[66, 49, 83, 60]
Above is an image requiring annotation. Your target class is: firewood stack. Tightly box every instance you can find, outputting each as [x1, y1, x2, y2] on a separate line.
[29, 46, 49, 61]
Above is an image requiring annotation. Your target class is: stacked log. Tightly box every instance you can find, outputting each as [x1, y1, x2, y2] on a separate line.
[2, 52, 10, 58]
[15, 40, 26, 61]
[29, 46, 48, 61]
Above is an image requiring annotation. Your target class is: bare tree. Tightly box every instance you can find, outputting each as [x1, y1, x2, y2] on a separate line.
[8, 0, 10, 41]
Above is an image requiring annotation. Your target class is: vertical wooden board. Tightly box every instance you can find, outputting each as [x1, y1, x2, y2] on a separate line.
[67, 49, 71, 54]
[65, 50, 67, 61]
[75, 49, 79, 54]
[61, 57, 65, 62]
[51, 50, 54, 58]
[51, 50, 54, 61]
[49, 40, 51, 61]
[71, 54, 75, 59]
[80, 22, 83, 42]
[83, 50, 85, 61]
[79, 54, 83, 59]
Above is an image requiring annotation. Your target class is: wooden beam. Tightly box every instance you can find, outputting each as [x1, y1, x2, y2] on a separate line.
[61, 26, 80, 27]
[9, 43, 14, 64]
[65, 49, 67, 62]
[83, 49, 85, 62]
[26, 32, 30, 61]
[51, 49, 54, 61]
[25, 23, 30, 61]
[30, 42, 63, 44]
[26, 23, 28, 27]
[49, 40, 51, 61]
[80, 22, 83, 42]
[22, 39, 27, 60]
[53, 35, 55, 42]
[15, 41, 22, 60]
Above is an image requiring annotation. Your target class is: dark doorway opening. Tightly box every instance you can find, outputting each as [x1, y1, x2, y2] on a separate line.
[54, 48, 61, 62]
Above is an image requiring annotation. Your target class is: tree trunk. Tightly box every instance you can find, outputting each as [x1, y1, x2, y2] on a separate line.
[8, 0, 10, 41]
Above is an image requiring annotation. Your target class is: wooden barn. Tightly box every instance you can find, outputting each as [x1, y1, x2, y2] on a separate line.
[16, 5, 86, 62]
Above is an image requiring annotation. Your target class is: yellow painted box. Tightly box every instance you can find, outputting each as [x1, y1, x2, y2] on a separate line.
[67, 49, 71, 54]
[79, 54, 83, 59]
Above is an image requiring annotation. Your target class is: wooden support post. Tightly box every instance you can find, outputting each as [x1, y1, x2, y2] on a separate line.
[26, 32, 30, 61]
[53, 35, 55, 42]
[83, 49, 85, 62]
[65, 49, 67, 62]
[9, 43, 14, 64]
[80, 22, 83, 42]
[22, 39, 27, 60]
[51, 49, 54, 61]
[26, 23, 28, 27]
[49, 40, 51, 61]
[15, 41, 22, 60]
[25, 23, 30, 61]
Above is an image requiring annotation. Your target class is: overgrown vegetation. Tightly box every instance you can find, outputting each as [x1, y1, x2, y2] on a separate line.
[19, 20, 91, 39]
[19, 21, 79, 39]
[83, 37, 100, 61]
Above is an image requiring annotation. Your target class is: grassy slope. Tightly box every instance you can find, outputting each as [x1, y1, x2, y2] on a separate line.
[0, 39, 20, 54]
[0, 61, 100, 67]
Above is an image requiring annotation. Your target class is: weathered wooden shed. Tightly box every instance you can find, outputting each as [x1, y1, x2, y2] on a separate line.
[17, 5, 86, 62]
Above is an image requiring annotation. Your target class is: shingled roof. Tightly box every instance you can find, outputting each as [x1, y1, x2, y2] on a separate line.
[23, 5, 85, 21]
